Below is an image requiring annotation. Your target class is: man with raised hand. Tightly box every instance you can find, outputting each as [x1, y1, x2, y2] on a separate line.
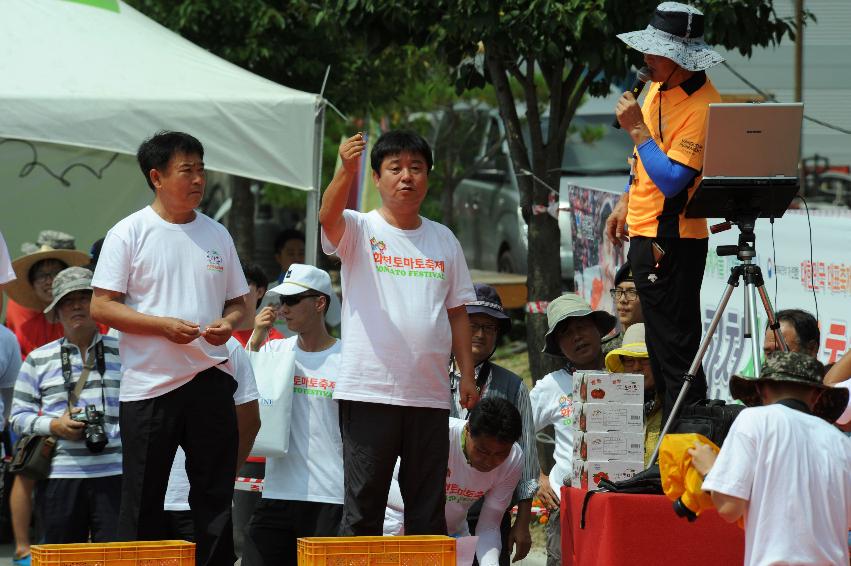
[319, 131, 477, 536]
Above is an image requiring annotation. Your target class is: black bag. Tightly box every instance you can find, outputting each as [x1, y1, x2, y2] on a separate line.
[672, 399, 744, 447]
[9, 434, 56, 481]
[597, 464, 663, 495]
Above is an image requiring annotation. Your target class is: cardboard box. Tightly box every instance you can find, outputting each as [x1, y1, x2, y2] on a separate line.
[572, 372, 643, 404]
[574, 402, 644, 433]
[571, 459, 644, 490]
[574, 430, 644, 461]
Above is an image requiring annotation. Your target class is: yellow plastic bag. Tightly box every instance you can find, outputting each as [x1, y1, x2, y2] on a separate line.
[659, 433, 719, 521]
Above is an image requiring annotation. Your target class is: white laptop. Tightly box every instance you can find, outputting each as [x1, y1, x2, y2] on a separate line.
[701, 103, 804, 185]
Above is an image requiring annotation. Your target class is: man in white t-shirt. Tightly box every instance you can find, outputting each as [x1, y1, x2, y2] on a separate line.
[319, 131, 478, 535]
[164, 337, 259, 540]
[241, 264, 343, 566]
[90, 131, 250, 566]
[691, 352, 851, 566]
[384, 398, 523, 566]
[529, 294, 615, 566]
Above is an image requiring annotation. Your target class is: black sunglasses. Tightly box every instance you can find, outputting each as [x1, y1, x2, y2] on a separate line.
[280, 293, 321, 307]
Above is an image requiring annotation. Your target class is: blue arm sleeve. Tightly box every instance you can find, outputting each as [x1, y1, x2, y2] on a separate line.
[636, 138, 698, 198]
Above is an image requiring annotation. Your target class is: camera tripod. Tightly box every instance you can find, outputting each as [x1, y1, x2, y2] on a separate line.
[647, 216, 789, 467]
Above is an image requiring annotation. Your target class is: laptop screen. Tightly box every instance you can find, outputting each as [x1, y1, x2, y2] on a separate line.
[702, 103, 804, 178]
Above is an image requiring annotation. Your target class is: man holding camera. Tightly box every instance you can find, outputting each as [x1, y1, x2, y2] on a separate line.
[10, 266, 122, 544]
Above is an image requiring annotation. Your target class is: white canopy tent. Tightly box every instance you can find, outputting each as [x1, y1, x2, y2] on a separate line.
[0, 0, 325, 260]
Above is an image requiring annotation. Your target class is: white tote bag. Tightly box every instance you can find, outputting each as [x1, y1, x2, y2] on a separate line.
[247, 347, 296, 457]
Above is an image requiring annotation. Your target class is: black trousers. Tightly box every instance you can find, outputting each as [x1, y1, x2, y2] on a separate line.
[35, 475, 122, 544]
[164, 510, 196, 542]
[117, 366, 238, 566]
[242, 499, 343, 566]
[338, 400, 449, 536]
[628, 237, 709, 424]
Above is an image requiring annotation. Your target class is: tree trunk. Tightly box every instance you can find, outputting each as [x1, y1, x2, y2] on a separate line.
[229, 176, 255, 263]
[484, 49, 564, 382]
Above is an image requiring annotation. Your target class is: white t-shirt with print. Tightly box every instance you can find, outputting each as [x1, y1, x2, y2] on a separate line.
[702, 404, 851, 566]
[529, 368, 575, 501]
[321, 209, 475, 409]
[92, 206, 249, 401]
[384, 418, 522, 566]
[262, 336, 343, 504]
[165, 337, 259, 511]
[0, 231, 14, 285]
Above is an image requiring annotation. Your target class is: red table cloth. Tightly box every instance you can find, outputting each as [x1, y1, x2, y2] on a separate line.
[560, 486, 744, 565]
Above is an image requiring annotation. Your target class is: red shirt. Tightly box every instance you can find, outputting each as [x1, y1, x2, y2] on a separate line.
[232, 327, 284, 349]
[5, 299, 109, 359]
[5, 299, 63, 359]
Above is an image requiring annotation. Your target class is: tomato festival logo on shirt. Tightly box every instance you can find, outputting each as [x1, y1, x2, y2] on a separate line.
[369, 235, 447, 280]
[293, 374, 335, 398]
[369, 237, 387, 253]
[445, 480, 485, 505]
[558, 394, 575, 426]
[205, 249, 224, 272]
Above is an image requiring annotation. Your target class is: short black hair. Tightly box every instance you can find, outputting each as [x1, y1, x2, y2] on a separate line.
[370, 130, 433, 175]
[28, 258, 69, 285]
[242, 262, 270, 309]
[774, 309, 820, 351]
[273, 229, 305, 255]
[137, 131, 204, 192]
[468, 397, 522, 444]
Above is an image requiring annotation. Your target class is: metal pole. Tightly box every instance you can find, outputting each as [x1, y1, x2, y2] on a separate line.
[756, 283, 789, 354]
[304, 101, 326, 266]
[794, 0, 804, 103]
[746, 278, 762, 378]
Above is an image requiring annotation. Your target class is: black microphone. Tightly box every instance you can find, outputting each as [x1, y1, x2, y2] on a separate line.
[612, 66, 652, 129]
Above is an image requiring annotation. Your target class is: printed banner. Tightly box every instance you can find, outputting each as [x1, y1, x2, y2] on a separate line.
[569, 185, 627, 318]
[570, 184, 851, 401]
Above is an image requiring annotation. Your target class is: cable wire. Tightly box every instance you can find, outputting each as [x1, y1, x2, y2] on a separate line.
[796, 195, 819, 322]
[721, 61, 851, 135]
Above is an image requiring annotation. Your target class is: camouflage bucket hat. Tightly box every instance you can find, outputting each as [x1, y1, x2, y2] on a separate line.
[43, 267, 94, 314]
[729, 351, 849, 423]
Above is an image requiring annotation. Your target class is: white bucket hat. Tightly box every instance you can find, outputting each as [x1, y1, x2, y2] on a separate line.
[617, 2, 724, 72]
[266, 264, 341, 326]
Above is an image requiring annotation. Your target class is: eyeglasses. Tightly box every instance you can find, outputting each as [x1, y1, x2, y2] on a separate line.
[470, 322, 500, 336]
[32, 270, 63, 284]
[280, 293, 321, 307]
[609, 288, 639, 302]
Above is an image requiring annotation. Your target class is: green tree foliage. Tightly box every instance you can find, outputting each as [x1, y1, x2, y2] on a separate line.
[125, 0, 431, 114]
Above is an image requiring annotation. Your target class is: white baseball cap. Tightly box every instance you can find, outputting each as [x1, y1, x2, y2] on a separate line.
[834, 380, 851, 426]
[266, 264, 341, 326]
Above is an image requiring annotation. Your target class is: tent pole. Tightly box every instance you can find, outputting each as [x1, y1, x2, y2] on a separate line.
[305, 101, 326, 266]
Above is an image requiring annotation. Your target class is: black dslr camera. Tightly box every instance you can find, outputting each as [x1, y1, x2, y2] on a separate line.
[71, 404, 109, 453]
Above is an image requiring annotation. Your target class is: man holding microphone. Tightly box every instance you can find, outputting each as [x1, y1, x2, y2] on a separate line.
[606, 2, 723, 423]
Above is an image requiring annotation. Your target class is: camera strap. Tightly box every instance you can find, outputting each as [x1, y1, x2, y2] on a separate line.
[60, 340, 106, 410]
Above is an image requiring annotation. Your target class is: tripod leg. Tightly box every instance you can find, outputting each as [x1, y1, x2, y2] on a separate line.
[755, 283, 789, 353]
[647, 281, 738, 468]
[745, 281, 763, 377]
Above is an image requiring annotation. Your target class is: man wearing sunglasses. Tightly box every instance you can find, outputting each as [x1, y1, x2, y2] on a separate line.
[242, 264, 343, 566]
